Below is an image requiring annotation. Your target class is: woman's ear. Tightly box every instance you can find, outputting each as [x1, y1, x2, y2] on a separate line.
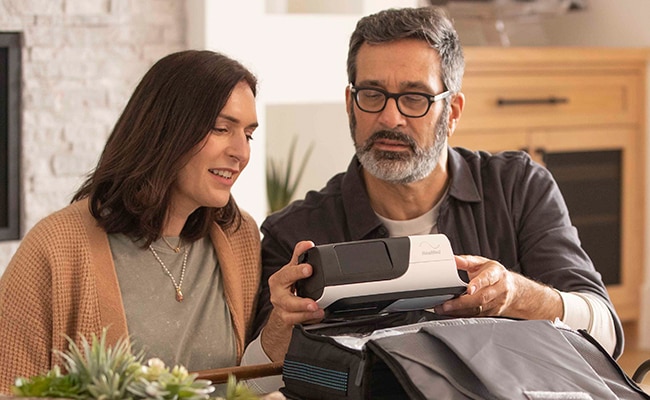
[447, 92, 465, 138]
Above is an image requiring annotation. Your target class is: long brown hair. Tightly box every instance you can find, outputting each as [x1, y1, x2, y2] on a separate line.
[72, 50, 258, 246]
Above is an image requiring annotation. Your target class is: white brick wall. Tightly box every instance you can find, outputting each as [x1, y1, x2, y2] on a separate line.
[0, 0, 187, 273]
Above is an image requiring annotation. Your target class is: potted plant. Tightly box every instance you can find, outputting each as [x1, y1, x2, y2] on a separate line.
[11, 329, 261, 400]
[266, 136, 313, 214]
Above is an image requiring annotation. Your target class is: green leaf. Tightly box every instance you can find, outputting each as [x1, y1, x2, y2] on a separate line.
[224, 375, 258, 400]
[12, 370, 82, 399]
[266, 136, 314, 213]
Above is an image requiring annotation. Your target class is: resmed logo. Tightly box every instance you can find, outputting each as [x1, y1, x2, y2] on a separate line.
[421, 249, 442, 256]
[420, 241, 442, 256]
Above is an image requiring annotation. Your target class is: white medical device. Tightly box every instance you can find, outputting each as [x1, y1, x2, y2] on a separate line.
[296, 234, 468, 319]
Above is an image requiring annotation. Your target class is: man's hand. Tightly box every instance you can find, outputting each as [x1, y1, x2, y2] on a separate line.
[261, 240, 325, 361]
[433, 255, 563, 321]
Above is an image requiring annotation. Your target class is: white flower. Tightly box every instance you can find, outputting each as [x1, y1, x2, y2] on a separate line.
[142, 357, 168, 380]
[171, 364, 189, 380]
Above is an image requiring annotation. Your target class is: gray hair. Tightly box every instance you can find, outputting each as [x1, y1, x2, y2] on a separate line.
[347, 7, 464, 94]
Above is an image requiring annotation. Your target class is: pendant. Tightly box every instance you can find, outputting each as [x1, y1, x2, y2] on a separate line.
[175, 288, 184, 302]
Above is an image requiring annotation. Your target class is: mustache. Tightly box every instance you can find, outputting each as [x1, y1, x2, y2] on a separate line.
[362, 130, 417, 153]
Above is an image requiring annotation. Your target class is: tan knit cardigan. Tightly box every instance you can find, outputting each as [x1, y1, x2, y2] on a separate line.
[0, 199, 261, 394]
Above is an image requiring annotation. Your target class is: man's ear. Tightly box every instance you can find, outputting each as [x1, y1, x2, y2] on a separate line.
[447, 92, 465, 138]
[345, 85, 353, 117]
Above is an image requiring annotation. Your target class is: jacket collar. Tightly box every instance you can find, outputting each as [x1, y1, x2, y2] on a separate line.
[74, 199, 130, 347]
[447, 147, 481, 203]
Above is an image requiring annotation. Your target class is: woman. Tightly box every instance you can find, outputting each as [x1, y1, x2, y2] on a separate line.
[0, 50, 261, 394]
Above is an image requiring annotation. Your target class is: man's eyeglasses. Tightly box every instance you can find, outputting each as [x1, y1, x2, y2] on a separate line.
[350, 85, 452, 118]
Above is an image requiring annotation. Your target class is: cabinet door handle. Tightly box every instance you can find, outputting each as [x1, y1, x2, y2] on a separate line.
[496, 97, 569, 106]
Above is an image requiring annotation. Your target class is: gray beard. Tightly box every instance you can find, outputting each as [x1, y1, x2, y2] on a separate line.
[350, 105, 450, 184]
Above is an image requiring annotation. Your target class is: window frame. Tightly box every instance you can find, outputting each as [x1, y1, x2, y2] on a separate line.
[0, 32, 21, 241]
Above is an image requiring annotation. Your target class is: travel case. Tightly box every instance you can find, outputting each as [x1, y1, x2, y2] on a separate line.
[280, 312, 650, 400]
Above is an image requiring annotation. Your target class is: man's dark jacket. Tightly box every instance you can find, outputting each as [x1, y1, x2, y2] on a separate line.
[254, 147, 624, 358]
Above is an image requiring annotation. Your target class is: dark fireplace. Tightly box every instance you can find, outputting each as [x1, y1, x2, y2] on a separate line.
[0, 32, 21, 240]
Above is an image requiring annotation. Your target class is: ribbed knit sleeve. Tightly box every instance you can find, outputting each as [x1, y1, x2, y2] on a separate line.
[0, 203, 106, 394]
[0, 216, 58, 392]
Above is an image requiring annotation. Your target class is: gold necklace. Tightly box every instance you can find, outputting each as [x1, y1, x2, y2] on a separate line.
[161, 236, 183, 253]
[149, 244, 189, 302]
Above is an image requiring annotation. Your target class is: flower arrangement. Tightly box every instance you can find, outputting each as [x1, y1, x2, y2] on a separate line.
[11, 329, 259, 400]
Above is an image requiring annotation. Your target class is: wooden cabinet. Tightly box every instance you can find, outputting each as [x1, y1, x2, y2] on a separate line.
[451, 47, 649, 322]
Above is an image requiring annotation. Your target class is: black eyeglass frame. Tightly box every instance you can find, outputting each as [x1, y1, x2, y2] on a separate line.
[350, 84, 452, 118]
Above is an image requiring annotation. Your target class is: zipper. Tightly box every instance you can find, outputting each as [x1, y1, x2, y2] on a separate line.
[354, 352, 366, 387]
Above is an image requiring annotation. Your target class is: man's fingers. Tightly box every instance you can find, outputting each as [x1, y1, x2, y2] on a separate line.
[273, 295, 323, 324]
[290, 240, 315, 265]
[267, 240, 324, 327]
[277, 309, 324, 326]
[468, 265, 502, 293]
[269, 262, 313, 290]
[454, 254, 489, 272]
[270, 240, 316, 290]
[277, 294, 318, 313]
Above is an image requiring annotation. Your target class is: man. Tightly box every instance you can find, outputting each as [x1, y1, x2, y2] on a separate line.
[243, 7, 622, 389]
